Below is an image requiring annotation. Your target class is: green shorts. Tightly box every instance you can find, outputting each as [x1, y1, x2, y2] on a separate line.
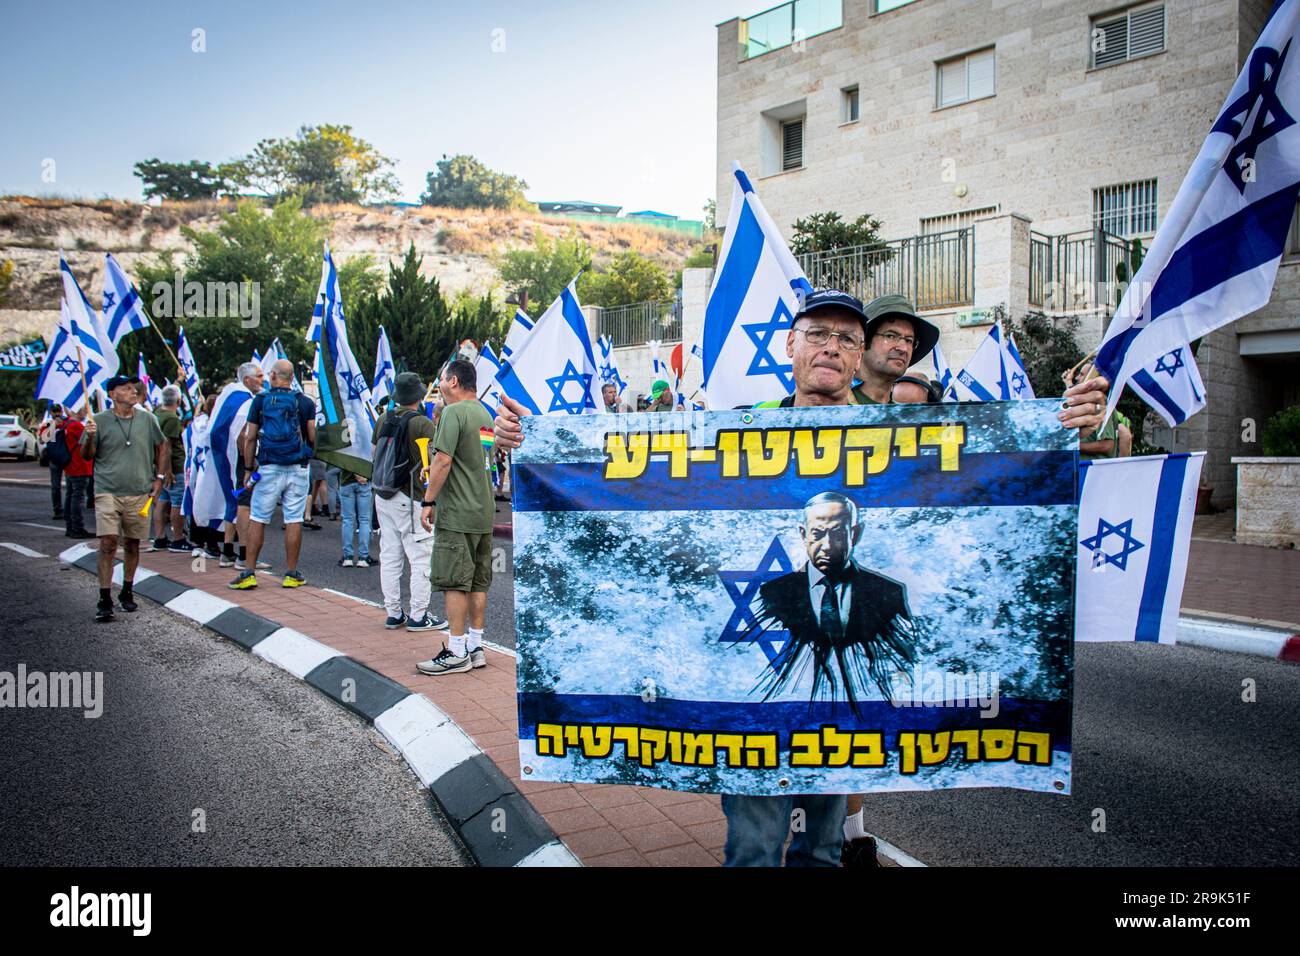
[429, 529, 493, 593]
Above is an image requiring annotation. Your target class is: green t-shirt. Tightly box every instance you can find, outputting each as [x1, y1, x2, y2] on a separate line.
[91, 408, 166, 496]
[155, 407, 185, 475]
[431, 399, 495, 533]
[372, 407, 438, 500]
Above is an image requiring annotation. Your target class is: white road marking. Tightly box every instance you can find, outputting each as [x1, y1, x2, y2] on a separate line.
[0, 542, 47, 558]
[165, 589, 236, 625]
[253, 627, 342, 678]
[374, 693, 480, 788]
[18, 522, 65, 531]
[515, 841, 582, 867]
[869, 832, 928, 868]
[320, 586, 518, 659]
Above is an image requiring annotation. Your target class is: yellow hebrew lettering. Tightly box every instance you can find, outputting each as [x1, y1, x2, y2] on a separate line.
[893, 426, 918, 457]
[742, 734, 779, 769]
[917, 731, 951, 766]
[611, 724, 641, 760]
[820, 726, 855, 767]
[951, 729, 981, 761]
[898, 732, 919, 775]
[790, 429, 842, 477]
[843, 427, 894, 485]
[715, 732, 746, 768]
[981, 728, 1016, 760]
[741, 430, 791, 477]
[563, 725, 579, 747]
[789, 731, 824, 767]
[1015, 730, 1051, 765]
[604, 433, 651, 480]
[716, 431, 742, 478]
[578, 724, 613, 758]
[638, 728, 670, 767]
[851, 732, 887, 767]
[536, 723, 565, 757]
[919, 424, 966, 471]
[650, 431, 691, 478]
[680, 731, 717, 767]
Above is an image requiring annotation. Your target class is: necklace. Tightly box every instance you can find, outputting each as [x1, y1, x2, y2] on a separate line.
[112, 412, 135, 448]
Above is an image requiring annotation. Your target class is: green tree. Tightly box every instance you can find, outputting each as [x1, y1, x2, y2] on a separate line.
[789, 211, 886, 255]
[1262, 405, 1300, 456]
[0, 259, 13, 304]
[582, 251, 672, 307]
[226, 124, 399, 206]
[420, 154, 531, 210]
[1000, 307, 1084, 397]
[133, 197, 379, 388]
[352, 243, 510, 380]
[703, 198, 717, 232]
[495, 230, 593, 317]
[133, 159, 231, 201]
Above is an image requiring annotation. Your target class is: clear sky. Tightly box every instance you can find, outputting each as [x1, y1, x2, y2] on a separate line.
[0, 0, 747, 217]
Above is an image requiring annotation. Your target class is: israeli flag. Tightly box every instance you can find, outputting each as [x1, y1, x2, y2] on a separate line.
[474, 340, 504, 416]
[138, 354, 162, 407]
[501, 308, 535, 362]
[190, 381, 254, 529]
[701, 163, 812, 410]
[259, 337, 298, 392]
[931, 340, 955, 401]
[372, 325, 396, 406]
[1003, 331, 1036, 400]
[1095, 0, 1300, 417]
[597, 334, 628, 395]
[494, 280, 602, 416]
[35, 297, 106, 412]
[647, 339, 670, 384]
[1076, 452, 1205, 643]
[60, 254, 118, 380]
[103, 252, 150, 347]
[181, 417, 204, 518]
[1129, 344, 1208, 427]
[176, 326, 201, 401]
[309, 245, 377, 472]
[949, 322, 1010, 402]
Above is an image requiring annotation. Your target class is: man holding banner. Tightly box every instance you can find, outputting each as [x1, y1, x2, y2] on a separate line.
[496, 287, 1113, 867]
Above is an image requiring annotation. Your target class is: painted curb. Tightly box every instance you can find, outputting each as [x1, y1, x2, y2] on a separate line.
[57, 543, 580, 868]
[1176, 615, 1298, 663]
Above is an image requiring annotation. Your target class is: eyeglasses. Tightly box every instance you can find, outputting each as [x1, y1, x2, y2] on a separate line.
[875, 330, 917, 349]
[795, 326, 865, 352]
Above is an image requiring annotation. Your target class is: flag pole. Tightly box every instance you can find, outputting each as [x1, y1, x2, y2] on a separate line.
[71, 338, 91, 416]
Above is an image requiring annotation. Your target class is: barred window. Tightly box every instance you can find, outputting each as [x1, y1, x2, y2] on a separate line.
[1093, 180, 1158, 237]
[1091, 3, 1165, 69]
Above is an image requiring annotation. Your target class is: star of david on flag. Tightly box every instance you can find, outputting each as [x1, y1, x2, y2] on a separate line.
[700, 163, 811, 410]
[1130, 343, 1207, 426]
[717, 537, 794, 665]
[103, 252, 150, 347]
[1094, 0, 1300, 421]
[493, 280, 602, 417]
[1079, 517, 1145, 571]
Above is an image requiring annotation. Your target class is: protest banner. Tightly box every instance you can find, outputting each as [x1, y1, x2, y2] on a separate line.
[513, 399, 1078, 796]
[0, 337, 47, 371]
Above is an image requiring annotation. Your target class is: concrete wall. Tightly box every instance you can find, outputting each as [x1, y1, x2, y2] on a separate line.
[1233, 458, 1300, 547]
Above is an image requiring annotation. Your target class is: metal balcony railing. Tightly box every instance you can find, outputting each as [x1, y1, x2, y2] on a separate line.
[1028, 228, 1134, 312]
[597, 297, 682, 348]
[796, 227, 974, 310]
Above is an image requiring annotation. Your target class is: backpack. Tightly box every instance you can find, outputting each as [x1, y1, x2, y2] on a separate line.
[47, 427, 73, 469]
[257, 390, 307, 464]
[370, 410, 418, 500]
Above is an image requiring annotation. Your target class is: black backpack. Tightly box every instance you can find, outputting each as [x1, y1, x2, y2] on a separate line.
[47, 427, 73, 469]
[370, 410, 418, 499]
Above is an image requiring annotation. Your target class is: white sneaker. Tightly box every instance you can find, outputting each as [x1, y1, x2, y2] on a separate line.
[469, 646, 486, 669]
[416, 646, 471, 676]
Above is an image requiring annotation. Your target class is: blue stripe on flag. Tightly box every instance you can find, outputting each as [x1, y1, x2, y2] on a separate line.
[496, 363, 542, 416]
[735, 166, 755, 195]
[514, 450, 1076, 513]
[1135, 454, 1189, 643]
[702, 200, 765, 385]
[958, 372, 997, 402]
[1131, 369, 1188, 425]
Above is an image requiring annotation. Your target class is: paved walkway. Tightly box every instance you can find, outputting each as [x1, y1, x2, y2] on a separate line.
[133, 551, 728, 867]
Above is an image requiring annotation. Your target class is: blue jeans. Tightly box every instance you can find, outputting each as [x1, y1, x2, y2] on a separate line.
[339, 481, 372, 560]
[721, 794, 846, 867]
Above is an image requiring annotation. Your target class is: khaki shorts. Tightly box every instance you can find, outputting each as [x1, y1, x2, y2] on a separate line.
[429, 530, 493, 593]
[95, 493, 152, 540]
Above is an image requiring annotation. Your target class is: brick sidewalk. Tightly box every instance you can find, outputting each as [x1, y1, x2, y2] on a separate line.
[1182, 538, 1300, 630]
[131, 550, 727, 867]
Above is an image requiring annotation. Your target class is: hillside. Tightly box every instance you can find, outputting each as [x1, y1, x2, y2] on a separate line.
[0, 197, 700, 342]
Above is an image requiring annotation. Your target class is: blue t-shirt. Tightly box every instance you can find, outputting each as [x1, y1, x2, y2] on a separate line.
[247, 388, 316, 465]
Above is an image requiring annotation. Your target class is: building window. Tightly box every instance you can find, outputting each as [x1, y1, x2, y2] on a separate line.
[936, 48, 996, 109]
[740, 0, 843, 60]
[873, 0, 920, 12]
[782, 119, 804, 171]
[1093, 179, 1159, 237]
[1091, 3, 1165, 69]
[920, 204, 1000, 234]
[842, 85, 860, 123]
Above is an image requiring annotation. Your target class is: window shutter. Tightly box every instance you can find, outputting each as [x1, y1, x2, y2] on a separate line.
[937, 58, 966, 107]
[1093, 15, 1128, 68]
[1128, 5, 1165, 58]
[782, 119, 803, 171]
[968, 50, 996, 100]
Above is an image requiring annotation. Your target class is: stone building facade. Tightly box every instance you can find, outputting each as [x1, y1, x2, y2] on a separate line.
[712, 0, 1299, 505]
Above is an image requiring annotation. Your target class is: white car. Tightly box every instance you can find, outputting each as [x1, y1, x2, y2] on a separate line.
[0, 415, 38, 461]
